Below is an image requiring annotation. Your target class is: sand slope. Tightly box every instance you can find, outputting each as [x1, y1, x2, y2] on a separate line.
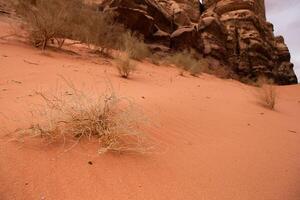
[0, 19, 300, 200]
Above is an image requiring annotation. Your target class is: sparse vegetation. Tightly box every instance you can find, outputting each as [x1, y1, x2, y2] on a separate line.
[120, 32, 150, 60]
[149, 54, 163, 66]
[14, 0, 123, 51]
[68, 6, 125, 56]
[260, 84, 277, 109]
[16, 82, 148, 153]
[205, 65, 232, 79]
[115, 54, 136, 79]
[190, 59, 209, 76]
[13, 0, 151, 60]
[257, 76, 277, 110]
[14, 0, 71, 49]
[167, 50, 208, 76]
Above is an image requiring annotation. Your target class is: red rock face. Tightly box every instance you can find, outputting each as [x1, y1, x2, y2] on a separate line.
[202, 0, 297, 84]
[100, 0, 298, 84]
[204, 0, 265, 18]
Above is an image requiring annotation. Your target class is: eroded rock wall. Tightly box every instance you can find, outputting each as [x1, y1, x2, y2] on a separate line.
[100, 0, 298, 84]
[203, 0, 297, 84]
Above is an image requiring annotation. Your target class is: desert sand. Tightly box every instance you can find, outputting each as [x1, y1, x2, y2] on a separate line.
[0, 17, 300, 200]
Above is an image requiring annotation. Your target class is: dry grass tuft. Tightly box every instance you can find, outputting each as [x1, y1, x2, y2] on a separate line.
[115, 54, 136, 79]
[167, 51, 208, 76]
[16, 82, 148, 153]
[257, 76, 277, 110]
[120, 32, 150, 61]
[259, 84, 277, 110]
[13, 0, 71, 49]
[70, 7, 125, 56]
[149, 54, 162, 66]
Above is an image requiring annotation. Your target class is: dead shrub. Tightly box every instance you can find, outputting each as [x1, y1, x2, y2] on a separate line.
[260, 84, 277, 109]
[205, 65, 232, 79]
[167, 51, 208, 76]
[149, 54, 163, 66]
[189, 59, 209, 76]
[120, 31, 150, 60]
[115, 54, 136, 79]
[14, 0, 72, 49]
[69, 8, 125, 56]
[257, 77, 277, 110]
[14, 0, 151, 59]
[14, 0, 124, 52]
[16, 82, 148, 153]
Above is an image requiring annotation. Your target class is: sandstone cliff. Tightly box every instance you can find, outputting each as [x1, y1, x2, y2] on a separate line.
[100, 0, 298, 84]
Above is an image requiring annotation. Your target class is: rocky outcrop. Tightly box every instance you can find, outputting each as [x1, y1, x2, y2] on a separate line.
[100, 0, 298, 84]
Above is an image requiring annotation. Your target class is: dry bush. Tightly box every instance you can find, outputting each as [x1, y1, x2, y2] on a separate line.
[14, 0, 151, 59]
[190, 59, 209, 76]
[259, 84, 277, 109]
[167, 51, 208, 76]
[257, 77, 277, 110]
[14, 0, 72, 49]
[149, 54, 163, 66]
[115, 54, 136, 79]
[69, 8, 125, 55]
[205, 65, 232, 79]
[120, 31, 150, 60]
[16, 83, 148, 153]
[14, 0, 124, 52]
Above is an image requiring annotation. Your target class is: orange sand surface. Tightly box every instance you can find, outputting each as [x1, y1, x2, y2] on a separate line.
[0, 18, 300, 200]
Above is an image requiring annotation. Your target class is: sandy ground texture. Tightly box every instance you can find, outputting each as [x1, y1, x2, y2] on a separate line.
[0, 17, 300, 200]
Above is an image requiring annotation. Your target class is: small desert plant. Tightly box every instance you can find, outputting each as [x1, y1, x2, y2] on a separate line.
[14, 0, 125, 52]
[149, 54, 163, 66]
[14, 0, 72, 49]
[260, 84, 277, 109]
[257, 77, 277, 110]
[69, 8, 125, 55]
[115, 54, 136, 78]
[167, 50, 207, 76]
[16, 82, 148, 153]
[120, 31, 150, 60]
[14, 0, 151, 60]
[205, 65, 232, 79]
[189, 59, 209, 76]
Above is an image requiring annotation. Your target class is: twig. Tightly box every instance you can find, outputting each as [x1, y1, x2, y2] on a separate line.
[23, 59, 39, 65]
[288, 130, 297, 133]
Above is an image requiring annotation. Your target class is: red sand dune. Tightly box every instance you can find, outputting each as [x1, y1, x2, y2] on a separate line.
[0, 18, 300, 200]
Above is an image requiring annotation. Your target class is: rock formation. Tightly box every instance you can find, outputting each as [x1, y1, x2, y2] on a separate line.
[99, 0, 298, 84]
[201, 0, 298, 84]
